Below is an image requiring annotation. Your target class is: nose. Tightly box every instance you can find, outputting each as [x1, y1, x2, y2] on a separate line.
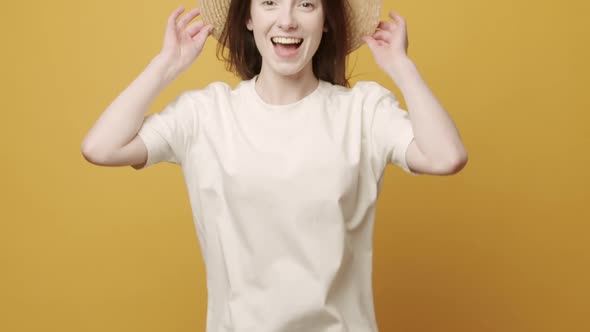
[277, 7, 298, 30]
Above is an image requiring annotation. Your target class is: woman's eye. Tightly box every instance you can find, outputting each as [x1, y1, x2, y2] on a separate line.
[262, 1, 313, 8]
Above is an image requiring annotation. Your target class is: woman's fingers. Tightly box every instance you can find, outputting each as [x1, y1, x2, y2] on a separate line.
[373, 29, 392, 42]
[177, 8, 201, 30]
[389, 11, 406, 26]
[185, 20, 206, 38]
[378, 21, 398, 32]
[191, 24, 212, 45]
[168, 6, 185, 30]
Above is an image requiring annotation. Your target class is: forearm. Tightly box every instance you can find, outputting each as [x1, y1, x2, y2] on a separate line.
[386, 56, 467, 166]
[81, 55, 175, 157]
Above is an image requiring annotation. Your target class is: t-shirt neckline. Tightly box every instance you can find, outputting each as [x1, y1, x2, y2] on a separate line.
[248, 75, 325, 111]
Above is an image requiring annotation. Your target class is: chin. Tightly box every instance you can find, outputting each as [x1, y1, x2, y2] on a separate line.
[264, 57, 313, 78]
[272, 65, 307, 77]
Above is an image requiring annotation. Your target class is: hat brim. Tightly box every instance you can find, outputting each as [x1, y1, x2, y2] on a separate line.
[199, 0, 382, 54]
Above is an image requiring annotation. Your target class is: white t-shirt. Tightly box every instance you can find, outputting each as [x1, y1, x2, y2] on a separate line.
[136, 75, 419, 332]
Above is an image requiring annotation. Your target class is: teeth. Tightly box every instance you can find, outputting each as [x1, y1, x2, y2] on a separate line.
[271, 37, 303, 44]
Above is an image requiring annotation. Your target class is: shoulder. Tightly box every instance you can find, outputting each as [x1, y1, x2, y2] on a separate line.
[352, 81, 395, 99]
[182, 81, 233, 100]
[320, 80, 396, 104]
[171, 81, 237, 113]
[322, 80, 392, 96]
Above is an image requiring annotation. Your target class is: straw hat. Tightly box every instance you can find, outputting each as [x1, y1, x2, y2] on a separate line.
[199, 0, 382, 54]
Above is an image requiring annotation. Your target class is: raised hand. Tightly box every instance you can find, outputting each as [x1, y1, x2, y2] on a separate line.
[362, 11, 410, 75]
[158, 6, 213, 77]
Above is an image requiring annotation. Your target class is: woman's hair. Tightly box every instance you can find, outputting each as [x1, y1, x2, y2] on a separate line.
[215, 0, 351, 87]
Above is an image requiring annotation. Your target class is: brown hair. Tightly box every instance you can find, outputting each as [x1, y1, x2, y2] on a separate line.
[215, 0, 351, 87]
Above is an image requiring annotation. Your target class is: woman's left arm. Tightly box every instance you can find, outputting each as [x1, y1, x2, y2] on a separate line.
[389, 55, 468, 171]
[363, 11, 468, 173]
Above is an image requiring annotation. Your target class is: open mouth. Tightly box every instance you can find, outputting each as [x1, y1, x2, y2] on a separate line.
[271, 39, 303, 59]
[270, 39, 303, 51]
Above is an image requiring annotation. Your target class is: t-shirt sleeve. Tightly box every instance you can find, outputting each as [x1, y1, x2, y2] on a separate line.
[362, 81, 420, 176]
[134, 91, 198, 170]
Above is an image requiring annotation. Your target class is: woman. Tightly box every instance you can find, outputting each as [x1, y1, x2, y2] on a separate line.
[81, 0, 468, 331]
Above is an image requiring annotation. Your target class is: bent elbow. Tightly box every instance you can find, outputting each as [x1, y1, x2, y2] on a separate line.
[81, 143, 107, 166]
[448, 153, 468, 174]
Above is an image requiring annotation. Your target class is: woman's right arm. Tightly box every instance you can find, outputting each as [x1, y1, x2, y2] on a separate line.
[81, 6, 213, 168]
[80, 55, 174, 167]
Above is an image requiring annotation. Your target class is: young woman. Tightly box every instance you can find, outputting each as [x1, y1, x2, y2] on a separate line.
[82, 0, 467, 330]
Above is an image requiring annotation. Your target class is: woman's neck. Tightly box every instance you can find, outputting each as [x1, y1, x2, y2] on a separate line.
[254, 67, 319, 106]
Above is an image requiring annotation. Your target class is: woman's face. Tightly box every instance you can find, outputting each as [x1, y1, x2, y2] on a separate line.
[246, 0, 325, 77]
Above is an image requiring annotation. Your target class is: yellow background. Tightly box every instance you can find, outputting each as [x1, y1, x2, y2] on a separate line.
[1, 0, 588, 331]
